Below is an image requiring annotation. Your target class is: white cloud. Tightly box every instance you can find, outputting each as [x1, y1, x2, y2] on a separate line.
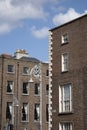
[0, 0, 49, 34]
[31, 26, 49, 39]
[53, 8, 87, 26]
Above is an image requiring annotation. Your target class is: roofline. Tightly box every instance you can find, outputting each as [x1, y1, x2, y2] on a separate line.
[49, 13, 87, 31]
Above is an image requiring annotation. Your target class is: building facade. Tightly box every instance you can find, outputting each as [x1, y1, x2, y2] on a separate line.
[49, 14, 87, 130]
[0, 49, 49, 130]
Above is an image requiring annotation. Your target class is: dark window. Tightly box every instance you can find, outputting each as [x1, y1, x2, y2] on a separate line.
[46, 104, 49, 122]
[46, 69, 49, 76]
[8, 65, 14, 73]
[22, 103, 28, 121]
[34, 104, 40, 121]
[46, 84, 49, 95]
[6, 102, 12, 120]
[23, 82, 28, 94]
[7, 81, 13, 93]
[35, 83, 40, 95]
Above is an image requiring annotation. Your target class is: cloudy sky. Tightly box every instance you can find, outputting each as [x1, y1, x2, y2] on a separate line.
[0, 0, 87, 61]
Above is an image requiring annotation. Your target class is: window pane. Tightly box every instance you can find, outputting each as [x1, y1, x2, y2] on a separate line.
[34, 104, 40, 121]
[23, 67, 29, 74]
[59, 84, 72, 113]
[7, 81, 13, 93]
[23, 82, 28, 94]
[22, 103, 28, 121]
[8, 65, 14, 72]
[35, 83, 40, 95]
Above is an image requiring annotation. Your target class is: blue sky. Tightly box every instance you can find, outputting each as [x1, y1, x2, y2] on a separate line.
[0, 0, 87, 62]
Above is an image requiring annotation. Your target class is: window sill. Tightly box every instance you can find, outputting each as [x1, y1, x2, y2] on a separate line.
[22, 94, 29, 96]
[61, 70, 68, 74]
[58, 111, 73, 115]
[7, 72, 15, 74]
[61, 41, 69, 45]
[21, 121, 29, 123]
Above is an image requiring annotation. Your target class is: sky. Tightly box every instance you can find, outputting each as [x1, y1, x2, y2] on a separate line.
[0, 0, 87, 62]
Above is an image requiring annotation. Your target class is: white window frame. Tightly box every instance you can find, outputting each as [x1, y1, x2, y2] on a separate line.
[62, 33, 68, 44]
[59, 84, 72, 113]
[59, 122, 72, 130]
[61, 53, 69, 72]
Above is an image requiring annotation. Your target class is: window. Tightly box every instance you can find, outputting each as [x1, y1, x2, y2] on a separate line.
[59, 122, 72, 130]
[22, 82, 29, 94]
[62, 33, 68, 44]
[46, 104, 49, 122]
[7, 81, 13, 93]
[61, 53, 69, 72]
[34, 104, 40, 121]
[59, 84, 72, 113]
[46, 69, 49, 76]
[22, 103, 28, 121]
[46, 84, 49, 95]
[23, 67, 29, 75]
[35, 83, 40, 95]
[8, 65, 14, 73]
[6, 102, 13, 120]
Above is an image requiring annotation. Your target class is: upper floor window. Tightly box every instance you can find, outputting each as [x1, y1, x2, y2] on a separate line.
[35, 83, 40, 95]
[34, 103, 40, 121]
[22, 82, 29, 94]
[23, 67, 29, 75]
[8, 65, 14, 73]
[62, 33, 68, 44]
[61, 53, 69, 72]
[46, 84, 49, 96]
[22, 103, 29, 121]
[59, 84, 72, 113]
[46, 104, 49, 122]
[46, 69, 49, 76]
[7, 81, 14, 93]
[6, 102, 13, 120]
[59, 122, 72, 130]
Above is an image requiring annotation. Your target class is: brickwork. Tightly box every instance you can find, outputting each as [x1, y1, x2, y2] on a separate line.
[0, 52, 49, 130]
[49, 14, 87, 130]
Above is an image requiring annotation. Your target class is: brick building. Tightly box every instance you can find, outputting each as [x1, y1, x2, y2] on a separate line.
[49, 14, 87, 130]
[0, 49, 49, 130]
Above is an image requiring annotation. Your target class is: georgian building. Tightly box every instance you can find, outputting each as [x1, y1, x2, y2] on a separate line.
[49, 14, 87, 130]
[0, 49, 49, 130]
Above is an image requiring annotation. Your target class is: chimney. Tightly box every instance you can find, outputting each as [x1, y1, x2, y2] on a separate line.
[14, 49, 29, 59]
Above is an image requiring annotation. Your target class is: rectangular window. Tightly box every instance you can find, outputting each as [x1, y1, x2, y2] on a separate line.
[59, 84, 72, 113]
[62, 33, 68, 44]
[59, 122, 72, 130]
[62, 53, 68, 72]
[46, 104, 49, 122]
[23, 67, 29, 75]
[35, 83, 40, 95]
[6, 102, 13, 120]
[46, 69, 49, 76]
[22, 103, 28, 121]
[46, 84, 49, 95]
[7, 81, 13, 93]
[22, 82, 29, 94]
[8, 65, 14, 73]
[34, 104, 40, 121]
